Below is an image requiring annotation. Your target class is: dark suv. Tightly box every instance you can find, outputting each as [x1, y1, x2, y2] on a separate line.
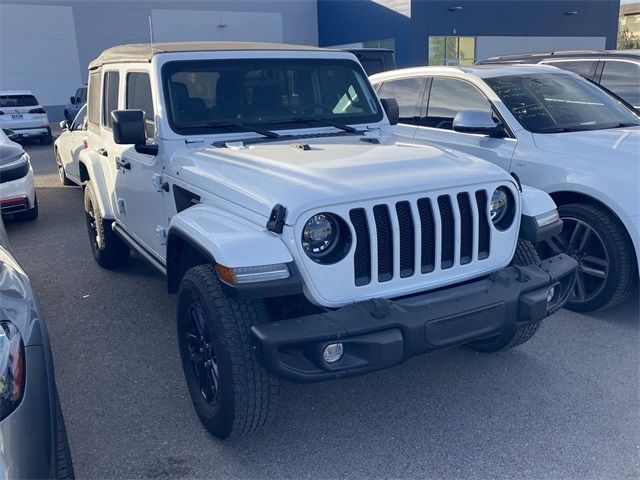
[477, 50, 640, 109]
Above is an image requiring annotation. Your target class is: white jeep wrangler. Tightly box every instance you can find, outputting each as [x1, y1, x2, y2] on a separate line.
[79, 42, 577, 439]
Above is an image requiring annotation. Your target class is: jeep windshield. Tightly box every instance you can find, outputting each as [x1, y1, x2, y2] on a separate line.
[485, 73, 640, 133]
[162, 58, 383, 135]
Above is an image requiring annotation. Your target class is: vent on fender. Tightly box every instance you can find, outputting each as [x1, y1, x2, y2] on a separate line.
[173, 185, 201, 213]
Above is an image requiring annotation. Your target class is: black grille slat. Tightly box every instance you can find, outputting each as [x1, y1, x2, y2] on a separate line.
[475, 190, 491, 260]
[395, 201, 415, 278]
[349, 209, 371, 286]
[438, 196, 455, 269]
[417, 198, 435, 273]
[457, 193, 473, 265]
[373, 205, 393, 282]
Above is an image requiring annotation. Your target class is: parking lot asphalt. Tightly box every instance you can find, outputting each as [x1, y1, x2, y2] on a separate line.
[4, 137, 639, 479]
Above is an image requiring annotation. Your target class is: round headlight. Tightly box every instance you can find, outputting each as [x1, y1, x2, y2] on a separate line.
[301, 213, 351, 264]
[302, 214, 337, 254]
[490, 188, 509, 224]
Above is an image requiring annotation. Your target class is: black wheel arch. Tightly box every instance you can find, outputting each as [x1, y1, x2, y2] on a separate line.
[166, 231, 216, 294]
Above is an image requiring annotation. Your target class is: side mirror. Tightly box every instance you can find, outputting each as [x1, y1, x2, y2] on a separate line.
[59, 120, 68, 130]
[112, 109, 146, 145]
[70, 96, 75, 104]
[453, 110, 505, 137]
[380, 97, 400, 125]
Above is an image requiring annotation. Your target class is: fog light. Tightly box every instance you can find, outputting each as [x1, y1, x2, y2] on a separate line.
[322, 343, 344, 363]
[547, 286, 556, 303]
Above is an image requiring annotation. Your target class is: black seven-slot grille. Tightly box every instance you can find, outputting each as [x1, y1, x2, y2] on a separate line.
[349, 191, 492, 286]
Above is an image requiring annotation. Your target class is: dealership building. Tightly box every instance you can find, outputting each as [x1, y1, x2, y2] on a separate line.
[0, 0, 620, 119]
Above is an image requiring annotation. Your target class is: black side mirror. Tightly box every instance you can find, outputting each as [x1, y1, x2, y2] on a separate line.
[111, 110, 158, 155]
[112, 110, 146, 145]
[453, 110, 505, 137]
[70, 96, 75, 104]
[380, 98, 400, 125]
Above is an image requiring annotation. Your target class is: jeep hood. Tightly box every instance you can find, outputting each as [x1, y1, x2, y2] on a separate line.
[532, 126, 640, 168]
[173, 134, 512, 221]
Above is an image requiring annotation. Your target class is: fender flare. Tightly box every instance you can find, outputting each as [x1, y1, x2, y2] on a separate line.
[78, 149, 115, 219]
[166, 204, 294, 293]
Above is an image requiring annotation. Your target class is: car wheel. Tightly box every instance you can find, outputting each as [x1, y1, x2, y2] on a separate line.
[539, 203, 636, 312]
[54, 391, 75, 480]
[55, 148, 74, 186]
[14, 193, 38, 221]
[83, 181, 129, 268]
[467, 240, 542, 352]
[40, 129, 53, 145]
[177, 264, 279, 440]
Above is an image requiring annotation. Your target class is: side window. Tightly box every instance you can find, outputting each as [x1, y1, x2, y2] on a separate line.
[77, 87, 87, 104]
[377, 78, 426, 125]
[102, 71, 120, 129]
[600, 61, 640, 107]
[545, 60, 596, 78]
[422, 77, 491, 130]
[88, 71, 102, 130]
[126, 72, 156, 139]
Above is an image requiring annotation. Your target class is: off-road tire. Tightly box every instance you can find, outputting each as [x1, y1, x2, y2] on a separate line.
[83, 181, 129, 269]
[467, 240, 542, 352]
[56, 148, 74, 186]
[54, 391, 75, 479]
[177, 264, 279, 440]
[14, 193, 38, 221]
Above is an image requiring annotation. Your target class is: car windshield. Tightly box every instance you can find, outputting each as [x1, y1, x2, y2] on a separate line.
[0, 95, 39, 108]
[161, 58, 382, 134]
[485, 73, 640, 133]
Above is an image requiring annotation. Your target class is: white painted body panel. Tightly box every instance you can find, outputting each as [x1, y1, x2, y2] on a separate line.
[371, 66, 640, 273]
[0, 163, 36, 206]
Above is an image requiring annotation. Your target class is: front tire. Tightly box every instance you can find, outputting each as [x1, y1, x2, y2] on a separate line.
[467, 240, 542, 353]
[177, 265, 279, 440]
[83, 182, 129, 269]
[539, 203, 636, 312]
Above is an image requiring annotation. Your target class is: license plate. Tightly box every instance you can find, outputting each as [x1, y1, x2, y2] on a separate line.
[11, 114, 22, 120]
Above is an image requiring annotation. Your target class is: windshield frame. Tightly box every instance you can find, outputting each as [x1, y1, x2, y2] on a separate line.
[485, 72, 640, 134]
[160, 57, 384, 136]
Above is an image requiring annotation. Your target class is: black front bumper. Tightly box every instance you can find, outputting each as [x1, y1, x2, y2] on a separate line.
[251, 253, 577, 382]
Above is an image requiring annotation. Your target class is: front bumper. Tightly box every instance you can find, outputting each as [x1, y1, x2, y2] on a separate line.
[252, 253, 577, 382]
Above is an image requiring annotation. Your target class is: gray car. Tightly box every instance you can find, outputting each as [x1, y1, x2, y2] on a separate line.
[0, 217, 74, 478]
[63, 87, 86, 125]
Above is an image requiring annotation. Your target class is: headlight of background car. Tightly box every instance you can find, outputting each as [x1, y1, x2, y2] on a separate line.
[301, 213, 351, 264]
[490, 186, 516, 230]
[0, 321, 25, 421]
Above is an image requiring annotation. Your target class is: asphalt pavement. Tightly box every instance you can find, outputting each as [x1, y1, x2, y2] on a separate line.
[4, 137, 639, 479]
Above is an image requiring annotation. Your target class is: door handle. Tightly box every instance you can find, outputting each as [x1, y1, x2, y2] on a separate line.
[116, 157, 131, 170]
[97, 147, 108, 157]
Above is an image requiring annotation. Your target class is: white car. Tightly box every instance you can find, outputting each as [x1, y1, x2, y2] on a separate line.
[0, 128, 38, 220]
[77, 42, 576, 439]
[0, 91, 52, 145]
[54, 103, 86, 185]
[370, 64, 640, 312]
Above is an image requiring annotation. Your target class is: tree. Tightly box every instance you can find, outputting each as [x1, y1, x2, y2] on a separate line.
[617, 28, 640, 49]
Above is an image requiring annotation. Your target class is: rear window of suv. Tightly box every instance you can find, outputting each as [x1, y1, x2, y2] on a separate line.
[0, 95, 39, 108]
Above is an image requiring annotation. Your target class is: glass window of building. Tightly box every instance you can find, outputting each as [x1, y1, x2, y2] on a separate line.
[428, 37, 476, 66]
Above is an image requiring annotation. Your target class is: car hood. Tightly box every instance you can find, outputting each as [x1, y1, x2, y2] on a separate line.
[532, 126, 640, 168]
[171, 133, 512, 221]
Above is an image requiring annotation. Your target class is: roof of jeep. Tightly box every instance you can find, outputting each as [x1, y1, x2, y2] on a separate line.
[89, 41, 332, 69]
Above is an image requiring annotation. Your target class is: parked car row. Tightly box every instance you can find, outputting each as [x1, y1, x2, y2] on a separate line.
[0, 44, 636, 459]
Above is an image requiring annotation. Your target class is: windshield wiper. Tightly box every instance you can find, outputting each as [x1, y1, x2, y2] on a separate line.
[263, 117, 361, 134]
[180, 121, 280, 139]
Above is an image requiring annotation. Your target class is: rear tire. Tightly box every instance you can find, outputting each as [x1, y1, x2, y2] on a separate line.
[467, 240, 542, 353]
[177, 264, 279, 440]
[538, 203, 636, 312]
[83, 181, 129, 269]
[56, 148, 74, 186]
[40, 129, 53, 145]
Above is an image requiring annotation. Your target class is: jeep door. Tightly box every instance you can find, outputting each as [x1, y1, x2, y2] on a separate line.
[412, 76, 517, 173]
[110, 70, 166, 257]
